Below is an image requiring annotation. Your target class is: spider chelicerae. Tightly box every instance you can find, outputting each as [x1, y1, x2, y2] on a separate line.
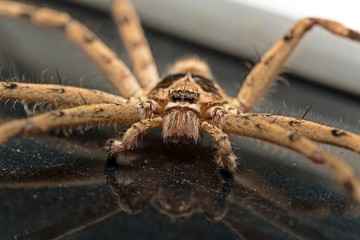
[0, 0, 360, 202]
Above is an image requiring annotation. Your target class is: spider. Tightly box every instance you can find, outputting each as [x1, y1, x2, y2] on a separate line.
[0, 0, 360, 203]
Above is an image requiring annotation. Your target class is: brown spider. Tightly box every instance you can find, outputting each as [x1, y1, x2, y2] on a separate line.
[0, 0, 360, 202]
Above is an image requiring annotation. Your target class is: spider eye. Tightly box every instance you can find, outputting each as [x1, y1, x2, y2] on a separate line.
[170, 90, 199, 103]
[171, 94, 180, 101]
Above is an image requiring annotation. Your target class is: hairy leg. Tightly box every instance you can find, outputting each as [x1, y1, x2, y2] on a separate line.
[105, 117, 162, 155]
[201, 121, 237, 171]
[112, 0, 159, 91]
[249, 114, 360, 153]
[0, 81, 126, 107]
[223, 113, 360, 203]
[0, 103, 140, 144]
[235, 18, 360, 112]
[0, 1, 141, 98]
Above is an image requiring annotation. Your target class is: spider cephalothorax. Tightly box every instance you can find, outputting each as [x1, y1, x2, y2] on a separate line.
[1, 0, 360, 204]
[105, 57, 238, 169]
[149, 58, 229, 145]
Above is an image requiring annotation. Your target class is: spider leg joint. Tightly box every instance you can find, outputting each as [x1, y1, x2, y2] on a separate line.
[21, 121, 42, 137]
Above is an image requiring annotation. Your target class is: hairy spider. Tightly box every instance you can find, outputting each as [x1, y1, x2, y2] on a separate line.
[0, 0, 360, 202]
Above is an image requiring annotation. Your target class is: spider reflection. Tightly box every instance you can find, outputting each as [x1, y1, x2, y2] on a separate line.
[1, 135, 359, 240]
[105, 148, 235, 222]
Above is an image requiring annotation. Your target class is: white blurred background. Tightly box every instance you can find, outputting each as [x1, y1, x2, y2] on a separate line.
[0, 0, 359, 95]
[64, 0, 360, 95]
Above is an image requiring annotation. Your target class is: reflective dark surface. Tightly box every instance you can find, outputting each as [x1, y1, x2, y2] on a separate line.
[1, 1, 360, 239]
[2, 131, 360, 240]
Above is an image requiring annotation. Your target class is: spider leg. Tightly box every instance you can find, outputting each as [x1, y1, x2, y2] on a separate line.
[234, 18, 360, 112]
[0, 81, 126, 107]
[250, 114, 360, 153]
[0, 103, 140, 144]
[223, 113, 360, 203]
[0, 1, 141, 98]
[112, 0, 159, 91]
[105, 117, 162, 155]
[201, 121, 237, 171]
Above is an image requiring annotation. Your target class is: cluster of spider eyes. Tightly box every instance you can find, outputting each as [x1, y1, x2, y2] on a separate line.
[170, 90, 199, 103]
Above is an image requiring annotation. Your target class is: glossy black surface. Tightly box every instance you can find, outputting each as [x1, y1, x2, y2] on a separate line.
[1, 1, 360, 239]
